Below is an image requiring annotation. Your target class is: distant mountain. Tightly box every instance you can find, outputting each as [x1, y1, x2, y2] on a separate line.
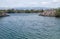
[0, 7, 51, 10]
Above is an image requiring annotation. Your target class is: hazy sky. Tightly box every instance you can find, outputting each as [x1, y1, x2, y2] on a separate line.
[0, 0, 60, 8]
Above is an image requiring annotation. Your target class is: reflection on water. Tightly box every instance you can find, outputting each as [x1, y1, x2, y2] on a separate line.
[0, 13, 60, 39]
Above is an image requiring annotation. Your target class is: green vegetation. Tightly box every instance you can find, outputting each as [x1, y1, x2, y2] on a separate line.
[55, 8, 60, 17]
[0, 8, 60, 17]
[0, 9, 44, 13]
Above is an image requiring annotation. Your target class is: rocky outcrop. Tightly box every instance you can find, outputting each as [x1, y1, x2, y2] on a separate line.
[39, 9, 56, 17]
[0, 13, 9, 17]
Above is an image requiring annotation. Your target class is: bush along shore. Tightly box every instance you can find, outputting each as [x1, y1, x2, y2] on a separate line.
[0, 8, 60, 17]
[0, 9, 44, 16]
[0, 9, 44, 13]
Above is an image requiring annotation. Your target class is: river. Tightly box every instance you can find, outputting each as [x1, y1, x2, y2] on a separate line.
[0, 13, 60, 39]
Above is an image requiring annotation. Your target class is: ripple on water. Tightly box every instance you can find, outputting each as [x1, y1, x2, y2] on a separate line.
[0, 13, 60, 39]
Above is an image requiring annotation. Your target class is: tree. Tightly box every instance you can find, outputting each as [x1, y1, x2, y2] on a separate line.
[55, 8, 60, 17]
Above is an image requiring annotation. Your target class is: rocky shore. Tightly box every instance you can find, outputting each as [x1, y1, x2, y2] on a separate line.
[0, 13, 9, 17]
[39, 9, 56, 17]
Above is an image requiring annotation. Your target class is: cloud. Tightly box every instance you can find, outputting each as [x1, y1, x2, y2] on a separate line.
[52, 0, 60, 2]
[40, 2, 50, 5]
[0, 0, 60, 8]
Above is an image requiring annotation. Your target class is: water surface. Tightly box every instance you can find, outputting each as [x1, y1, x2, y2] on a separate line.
[0, 13, 60, 39]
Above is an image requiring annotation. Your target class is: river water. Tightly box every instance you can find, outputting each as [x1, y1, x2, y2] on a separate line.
[0, 13, 60, 39]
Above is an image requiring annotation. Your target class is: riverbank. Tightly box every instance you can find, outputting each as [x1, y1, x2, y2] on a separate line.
[0, 9, 43, 13]
[39, 8, 60, 17]
[0, 12, 9, 17]
[0, 8, 60, 17]
[39, 9, 56, 17]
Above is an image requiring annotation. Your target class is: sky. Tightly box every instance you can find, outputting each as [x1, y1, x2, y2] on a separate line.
[0, 0, 60, 8]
